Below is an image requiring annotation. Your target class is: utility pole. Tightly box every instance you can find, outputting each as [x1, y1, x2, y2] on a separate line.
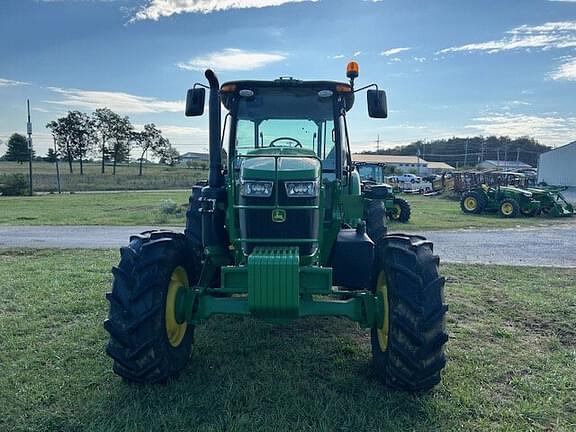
[53, 135, 61, 194]
[26, 99, 33, 196]
[376, 134, 380, 152]
[504, 144, 508, 169]
[464, 139, 469, 167]
[516, 148, 520, 163]
[497, 148, 500, 167]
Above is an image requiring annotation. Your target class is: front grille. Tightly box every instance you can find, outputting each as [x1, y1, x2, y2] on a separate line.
[238, 181, 319, 255]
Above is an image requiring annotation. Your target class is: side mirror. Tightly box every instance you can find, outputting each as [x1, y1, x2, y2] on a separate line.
[367, 89, 388, 118]
[185, 88, 205, 117]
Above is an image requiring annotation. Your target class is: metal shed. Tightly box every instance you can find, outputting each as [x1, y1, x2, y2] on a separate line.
[537, 141, 576, 187]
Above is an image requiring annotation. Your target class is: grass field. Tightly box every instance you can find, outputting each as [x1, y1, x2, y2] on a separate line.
[1, 190, 574, 231]
[0, 161, 207, 192]
[1, 249, 575, 431]
[0, 191, 190, 225]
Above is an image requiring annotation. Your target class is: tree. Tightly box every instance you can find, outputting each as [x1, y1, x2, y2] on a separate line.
[45, 148, 58, 163]
[46, 111, 94, 175]
[47, 119, 73, 173]
[109, 115, 133, 175]
[4, 133, 33, 163]
[131, 124, 170, 176]
[92, 108, 117, 174]
[158, 143, 179, 167]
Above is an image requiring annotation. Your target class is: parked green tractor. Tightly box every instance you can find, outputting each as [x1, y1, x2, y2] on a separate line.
[356, 162, 412, 222]
[104, 63, 447, 391]
[460, 184, 540, 218]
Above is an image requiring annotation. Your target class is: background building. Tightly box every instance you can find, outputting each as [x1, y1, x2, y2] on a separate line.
[353, 154, 454, 175]
[537, 141, 576, 187]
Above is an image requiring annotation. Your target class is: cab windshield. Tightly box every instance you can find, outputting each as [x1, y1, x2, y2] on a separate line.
[232, 87, 338, 170]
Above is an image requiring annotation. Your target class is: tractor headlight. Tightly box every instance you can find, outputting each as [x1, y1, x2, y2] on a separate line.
[240, 180, 273, 198]
[285, 181, 319, 197]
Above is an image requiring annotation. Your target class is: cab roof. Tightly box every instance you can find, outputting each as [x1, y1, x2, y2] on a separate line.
[220, 78, 355, 112]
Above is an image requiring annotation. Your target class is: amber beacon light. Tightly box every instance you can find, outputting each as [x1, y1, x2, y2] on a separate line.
[346, 61, 359, 83]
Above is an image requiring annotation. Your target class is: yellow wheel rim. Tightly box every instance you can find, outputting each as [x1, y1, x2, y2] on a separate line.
[391, 204, 402, 220]
[464, 197, 477, 211]
[501, 202, 513, 215]
[376, 271, 390, 351]
[165, 266, 188, 348]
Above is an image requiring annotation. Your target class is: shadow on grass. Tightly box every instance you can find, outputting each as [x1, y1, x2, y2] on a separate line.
[97, 316, 442, 431]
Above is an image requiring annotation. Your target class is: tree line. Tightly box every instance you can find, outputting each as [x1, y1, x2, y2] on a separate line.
[363, 136, 552, 168]
[1, 108, 180, 176]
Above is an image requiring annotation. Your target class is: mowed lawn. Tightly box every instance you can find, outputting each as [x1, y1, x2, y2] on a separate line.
[1, 191, 574, 231]
[0, 191, 190, 225]
[0, 249, 575, 431]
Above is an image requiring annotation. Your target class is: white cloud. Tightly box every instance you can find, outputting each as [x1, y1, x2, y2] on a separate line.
[133, 0, 317, 21]
[549, 56, 576, 80]
[466, 112, 576, 146]
[438, 21, 576, 54]
[353, 51, 362, 57]
[548, 0, 576, 2]
[328, 54, 345, 59]
[380, 47, 411, 56]
[45, 87, 183, 113]
[177, 48, 286, 71]
[0, 78, 27, 87]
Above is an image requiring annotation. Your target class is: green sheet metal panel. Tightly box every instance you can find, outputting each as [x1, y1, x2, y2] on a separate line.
[248, 246, 300, 318]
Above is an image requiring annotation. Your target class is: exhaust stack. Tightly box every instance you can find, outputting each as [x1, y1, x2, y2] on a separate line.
[205, 69, 224, 188]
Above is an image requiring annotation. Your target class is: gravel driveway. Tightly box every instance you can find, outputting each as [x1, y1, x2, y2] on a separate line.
[1, 224, 575, 267]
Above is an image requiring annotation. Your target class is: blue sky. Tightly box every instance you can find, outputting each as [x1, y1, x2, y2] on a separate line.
[0, 0, 575, 157]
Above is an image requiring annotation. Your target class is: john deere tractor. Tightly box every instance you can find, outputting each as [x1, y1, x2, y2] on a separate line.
[104, 64, 447, 391]
[356, 162, 412, 222]
[460, 184, 540, 218]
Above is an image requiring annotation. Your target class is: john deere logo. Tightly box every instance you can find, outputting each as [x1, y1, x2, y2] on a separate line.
[272, 208, 286, 223]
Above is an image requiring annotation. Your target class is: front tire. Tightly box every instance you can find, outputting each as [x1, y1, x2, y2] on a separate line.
[104, 231, 200, 383]
[371, 234, 448, 391]
[499, 198, 520, 218]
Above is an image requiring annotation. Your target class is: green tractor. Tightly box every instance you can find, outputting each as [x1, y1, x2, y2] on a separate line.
[104, 64, 447, 391]
[356, 162, 412, 222]
[460, 184, 540, 218]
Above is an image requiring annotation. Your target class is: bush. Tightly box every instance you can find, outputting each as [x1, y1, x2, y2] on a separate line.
[0, 174, 28, 196]
[159, 199, 178, 215]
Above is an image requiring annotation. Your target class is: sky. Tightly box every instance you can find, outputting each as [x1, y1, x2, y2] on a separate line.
[0, 0, 575, 158]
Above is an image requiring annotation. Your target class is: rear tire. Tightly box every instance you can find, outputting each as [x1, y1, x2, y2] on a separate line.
[499, 198, 520, 218]
[371, 234, 448, 391]
[460, 191, 485, 214]
[388, 198, 411, 223]
[104, 231, 200, 383]
[520, 206, 538, 217]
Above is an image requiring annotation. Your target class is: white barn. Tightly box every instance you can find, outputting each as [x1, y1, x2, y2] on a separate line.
[537, 141, 576, 187]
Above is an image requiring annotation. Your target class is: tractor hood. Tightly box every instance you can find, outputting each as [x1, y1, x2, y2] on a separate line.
[241, 154, 321, 181]
[500, 186, 532, 197]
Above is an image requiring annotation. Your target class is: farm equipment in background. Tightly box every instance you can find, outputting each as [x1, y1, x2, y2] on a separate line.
[526, 186, 575, 217]
[356, 162, 412, 222]
[460, 184, 541, 218]
[104, 64, 448, 391]
[456, 170, 573, 218]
